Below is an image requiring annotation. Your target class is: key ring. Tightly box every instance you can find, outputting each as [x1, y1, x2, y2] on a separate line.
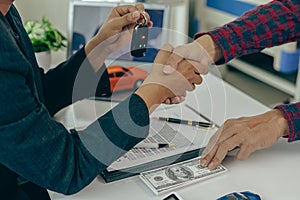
[136, 11, 147, 26]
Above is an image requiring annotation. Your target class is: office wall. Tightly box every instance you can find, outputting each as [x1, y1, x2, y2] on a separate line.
[14, 0, 69, 65]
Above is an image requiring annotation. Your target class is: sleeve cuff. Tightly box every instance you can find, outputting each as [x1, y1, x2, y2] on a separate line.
[275, 103, 300, 142]
[194, 32, 227, 65]
[78, 94, 150, 166]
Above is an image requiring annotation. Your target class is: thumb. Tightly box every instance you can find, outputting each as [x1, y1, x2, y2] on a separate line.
[111, 11, 140, 29]
[154, 43, 173, 66]
[167, 52, 184, 70]
[164, 46, 184, 75]
[167, 42, 203, 70]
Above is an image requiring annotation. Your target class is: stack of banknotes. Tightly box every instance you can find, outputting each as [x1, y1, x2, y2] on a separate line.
[140, 157, 227, 195]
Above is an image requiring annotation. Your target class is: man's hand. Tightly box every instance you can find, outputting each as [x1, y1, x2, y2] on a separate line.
[165, 34, 222, 75]
[163, 35, 223, 104]
[200, 109, 288, 169]
[135, 44, 202, 113]
[165, 41, 211, 75]
[85, 3, 152, 57]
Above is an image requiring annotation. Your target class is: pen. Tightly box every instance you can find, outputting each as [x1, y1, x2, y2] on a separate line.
[156, 117, 215, 128]
[134, 143, 175, 149]
[185, 104, 220, 128]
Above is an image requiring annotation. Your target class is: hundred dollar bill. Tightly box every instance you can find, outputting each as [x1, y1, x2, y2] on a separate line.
[139, 157, 227, 195]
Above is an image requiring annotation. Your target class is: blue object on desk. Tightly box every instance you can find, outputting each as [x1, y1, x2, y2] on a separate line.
[217, 191, 261, 200]
[277, 49, 300, 74]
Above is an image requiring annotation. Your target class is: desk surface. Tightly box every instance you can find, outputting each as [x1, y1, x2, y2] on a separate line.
[51, 73, 298, 200]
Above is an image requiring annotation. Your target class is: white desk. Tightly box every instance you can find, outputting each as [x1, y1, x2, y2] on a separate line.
[50, 73, 299, 200]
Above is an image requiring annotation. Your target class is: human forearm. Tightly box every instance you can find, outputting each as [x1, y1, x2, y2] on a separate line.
[194, 34, 223, 63]
[84, 39, 111, 71]
[135, 84, 169, 113]
[1, 92, 149, 195]
[195, 0, 300, 64]
[43, 48, 101, 115]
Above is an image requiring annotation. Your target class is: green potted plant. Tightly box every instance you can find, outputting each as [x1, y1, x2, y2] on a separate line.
[24, 16, 67, 70]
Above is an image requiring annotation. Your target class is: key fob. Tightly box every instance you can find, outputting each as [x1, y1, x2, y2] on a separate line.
[131, 23, 148, 57]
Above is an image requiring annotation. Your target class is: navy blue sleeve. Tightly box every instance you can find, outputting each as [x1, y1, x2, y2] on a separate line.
[0, 5, 150, 195]
[41, 48, 110, 116]
[0, 67, 149, 194]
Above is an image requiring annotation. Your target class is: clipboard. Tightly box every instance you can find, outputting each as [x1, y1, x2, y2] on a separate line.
[100, 104, 217, 183]
[100, 147, 204, 183]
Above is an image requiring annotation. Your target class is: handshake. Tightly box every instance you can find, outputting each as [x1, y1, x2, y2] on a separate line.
[135, 42, 214, 112]
[86, 3, 218, 112]
[86, 3, 218, 113]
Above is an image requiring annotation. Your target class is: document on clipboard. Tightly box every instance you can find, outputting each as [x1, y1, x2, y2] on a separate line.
[101, 104, 217, 183]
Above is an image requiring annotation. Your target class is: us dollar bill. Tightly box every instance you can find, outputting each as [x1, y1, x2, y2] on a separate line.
[140, 157, 227, 194]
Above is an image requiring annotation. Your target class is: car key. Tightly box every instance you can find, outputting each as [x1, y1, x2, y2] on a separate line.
[131, 13, 148, 57]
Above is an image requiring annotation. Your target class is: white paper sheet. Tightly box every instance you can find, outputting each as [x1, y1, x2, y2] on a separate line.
[107, 104, 217, 172]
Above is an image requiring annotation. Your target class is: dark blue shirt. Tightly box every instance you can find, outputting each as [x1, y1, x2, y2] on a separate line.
[0, 5, 149, 198]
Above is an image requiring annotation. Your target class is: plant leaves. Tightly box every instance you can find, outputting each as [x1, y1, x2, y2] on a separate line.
[24, 16, 67, 52]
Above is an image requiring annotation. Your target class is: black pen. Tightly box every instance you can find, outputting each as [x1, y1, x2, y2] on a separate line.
[185, 104, 220, 128]
[134, 143, 175, 149]
[156, 117, 215, 128]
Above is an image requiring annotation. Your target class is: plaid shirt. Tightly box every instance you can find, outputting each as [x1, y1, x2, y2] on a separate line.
[195, 0, 300, 142]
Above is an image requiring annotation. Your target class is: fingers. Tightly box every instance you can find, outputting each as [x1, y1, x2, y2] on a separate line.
[110, 11, 140, 29]
[201, 129, 222, 158]
[199, 111, 285, 169]
[203, 119, 244, 151]
[164, 42, 211, 75]
[163, 96, 186, 105]
[201, 133, 241, 169]
[186, 60, 209, 75]
[166, 59, 209, 75]
[135, 2, 145, 12]
[144, 44, 202, 102]
[192, 70, 203, 85]
[170, 96, 185, 104]
[200, 123, 237, 169]
[200, 117, 264, 169]
[163, 98, 171, 105]
[114, 4, 140, 16]
[236, 144, 254, 160]
[177, 60, 203, 90]
[166, 53, 183, 73]
[111, 4, 152, 28]
[135, 3, 153, 27]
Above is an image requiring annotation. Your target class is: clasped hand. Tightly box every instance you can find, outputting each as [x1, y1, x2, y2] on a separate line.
[136, 44, 203, 113]
[162, 40, 214, 104]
